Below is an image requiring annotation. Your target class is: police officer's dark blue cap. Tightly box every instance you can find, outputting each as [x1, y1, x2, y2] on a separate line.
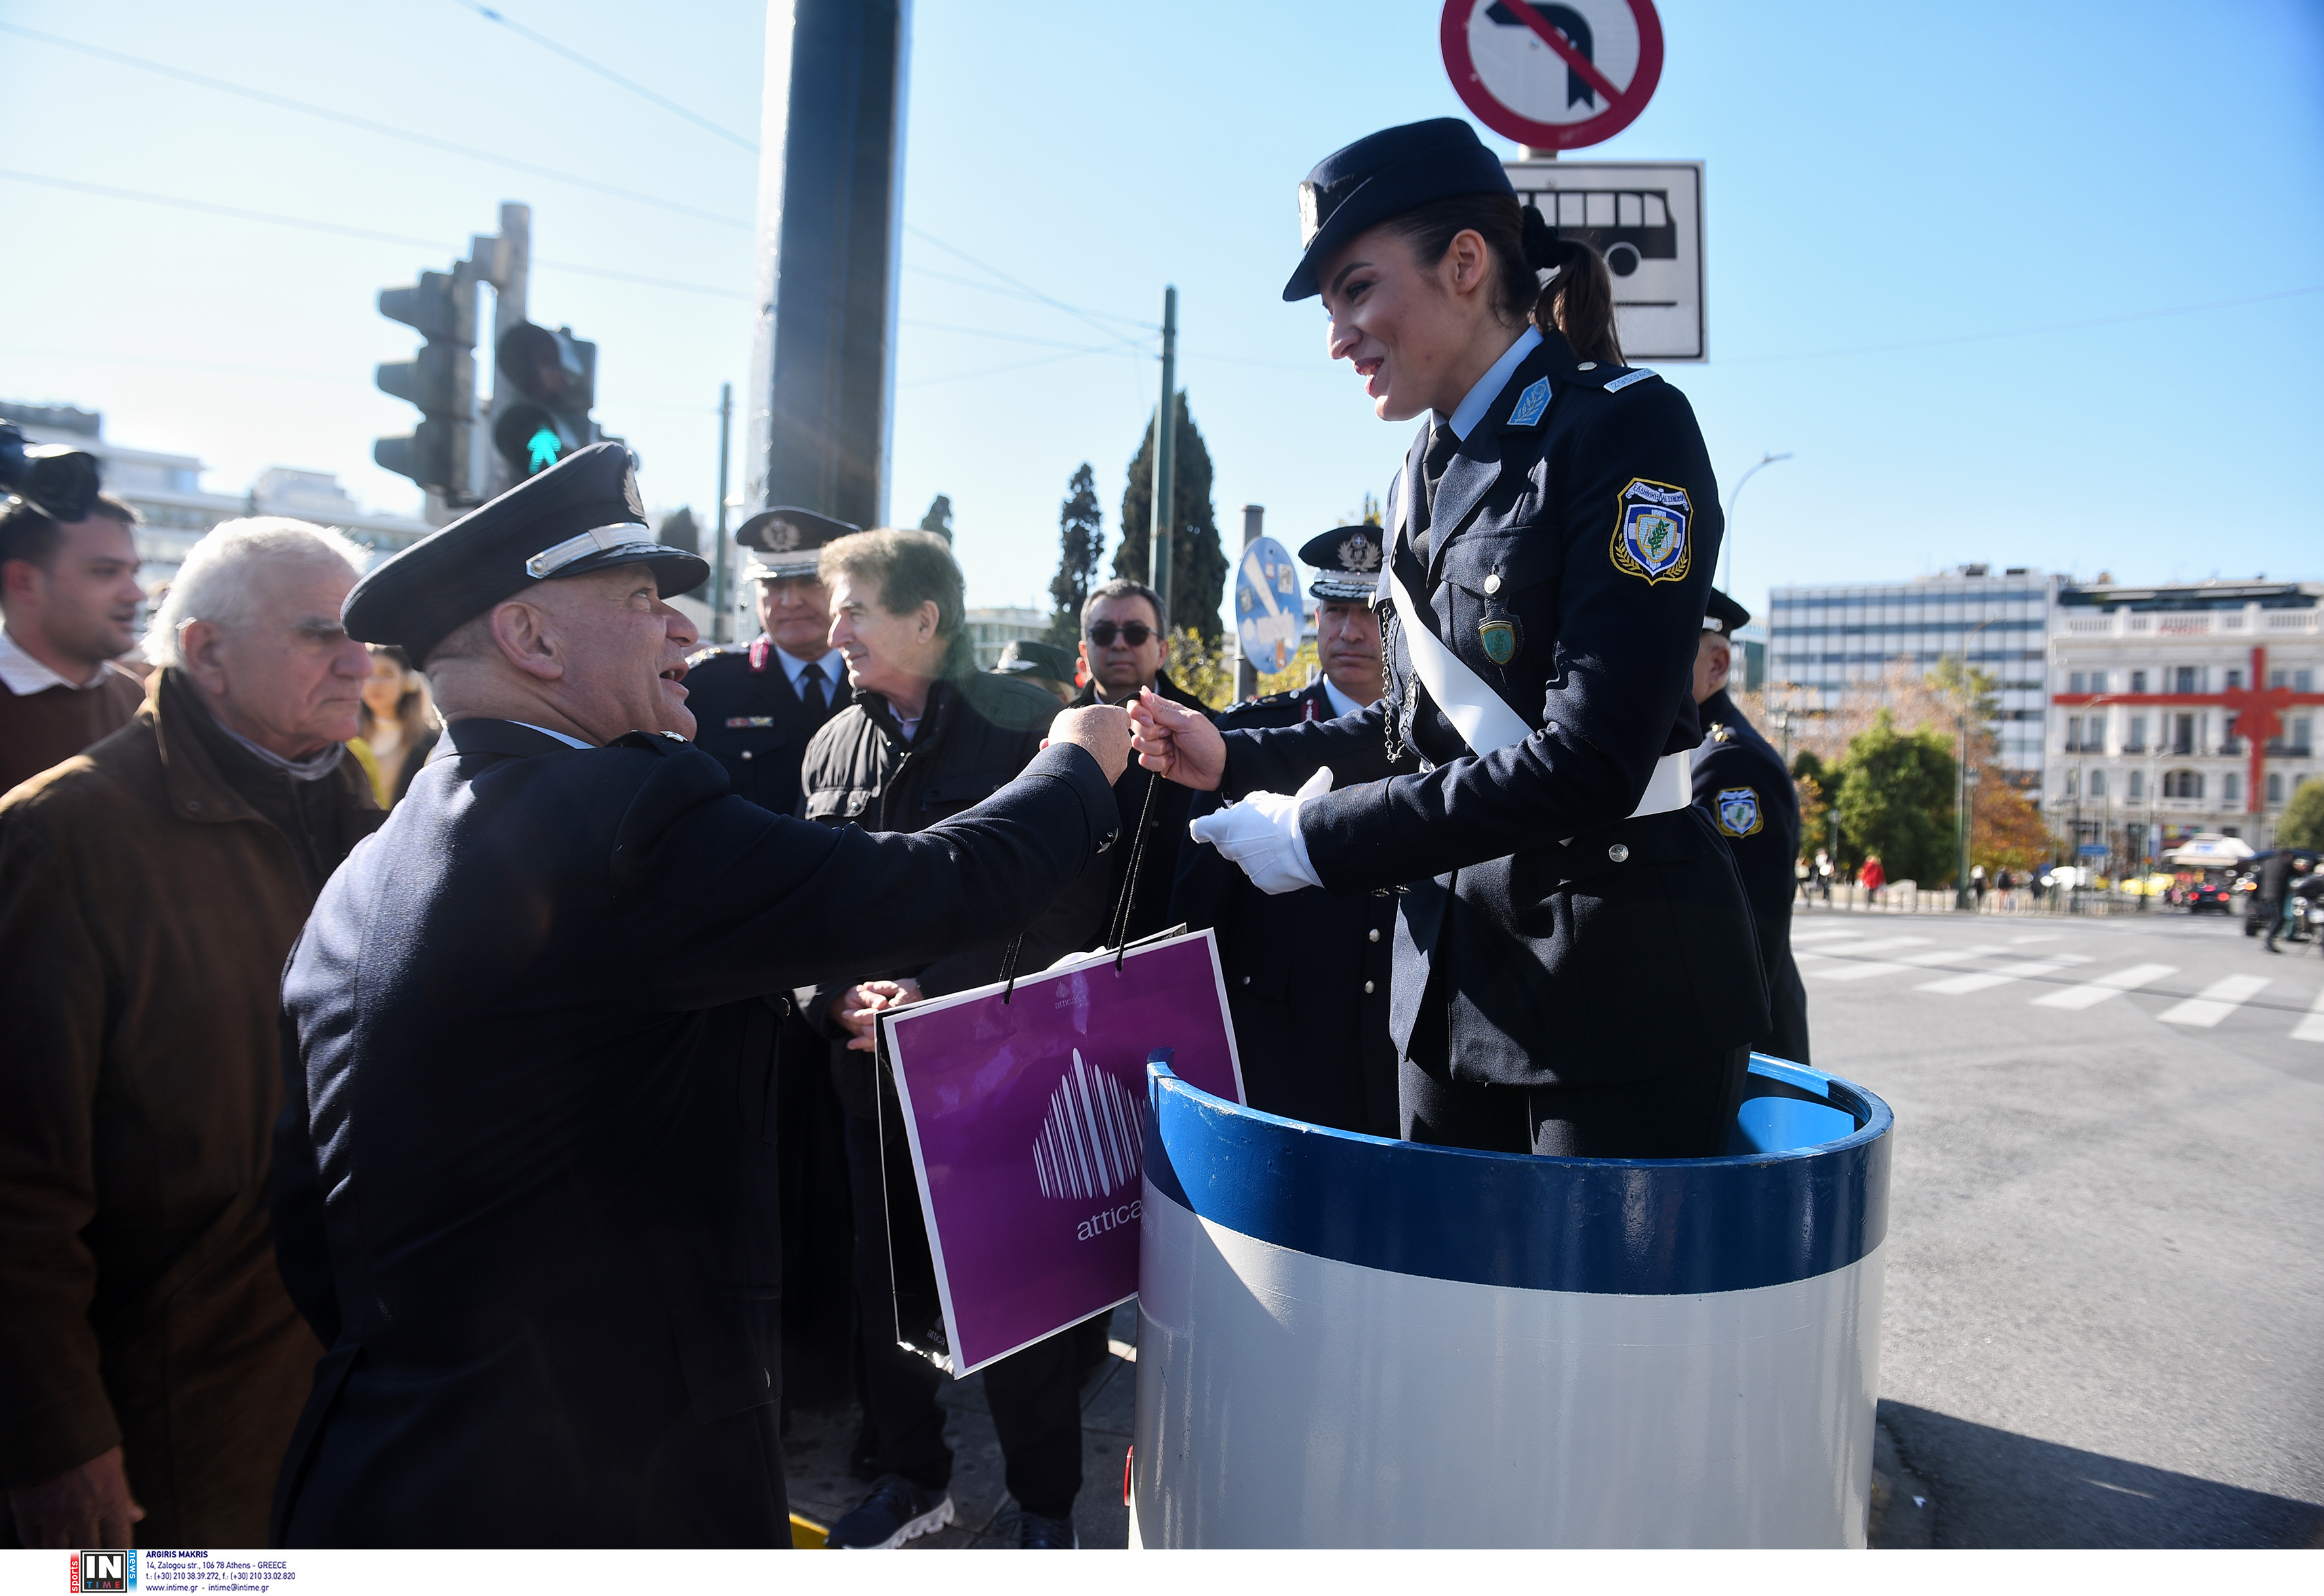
[1284, 118, 1515, 302]
[1703, 588, 1751, 634]
[992, 638, 1076, 683]
[736, 506, 859, 582]
[343, 441, 707, 665]
[1299, 525, 1386, 602]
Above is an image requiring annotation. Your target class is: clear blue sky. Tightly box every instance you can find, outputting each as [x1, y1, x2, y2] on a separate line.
[3, 0, 2319, 630]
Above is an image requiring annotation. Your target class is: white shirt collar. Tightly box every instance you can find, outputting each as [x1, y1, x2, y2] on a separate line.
[0, 625, 106, 695]
[510, 720, 592, 750]
[772, 644, 845, 695]
[1321, 676, 1374, 720]
[1440, 325, 1544, 442]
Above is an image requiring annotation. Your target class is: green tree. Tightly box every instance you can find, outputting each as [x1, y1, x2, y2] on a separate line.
[1046, 464, 1104, 649]
[1833, 709, 1959, 884]
[2281, 776, 2324, 849]
[1113, 390, 1227, 641]
[656, 506, 699, 557]
[918, 495, 954, 544]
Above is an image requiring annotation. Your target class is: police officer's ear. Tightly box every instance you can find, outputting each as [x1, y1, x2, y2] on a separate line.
[488, 596, 567, 682]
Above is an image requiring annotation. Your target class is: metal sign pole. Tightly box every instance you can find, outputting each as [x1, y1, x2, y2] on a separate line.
[1151, 286, 1177, 615]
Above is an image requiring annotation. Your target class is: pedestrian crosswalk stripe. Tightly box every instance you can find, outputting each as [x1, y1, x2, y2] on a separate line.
[1916, 955, 2090, 996]
[2031, 963, 2179, 1011]
[1810, 944, 2006, 982]
[2293, 989, 2324, 1044]
[2007, 934, 2061, 945]
[2157, 975, 2272, 1028]
[1793, 936, 1934, 964]
[1790, 927, 1871, 946]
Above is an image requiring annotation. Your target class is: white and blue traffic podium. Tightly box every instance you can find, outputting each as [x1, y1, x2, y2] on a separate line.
[1130, 1055, 1892, 1549]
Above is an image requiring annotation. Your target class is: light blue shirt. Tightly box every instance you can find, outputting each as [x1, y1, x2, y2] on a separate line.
[1322, 676, 1376, 719]
[512, 720, 592, 750]
[772, 644, 846, 701]
[1439, 325, 1543, 442]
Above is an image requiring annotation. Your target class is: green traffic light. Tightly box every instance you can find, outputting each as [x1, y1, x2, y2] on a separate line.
[526, 428, 562, 474]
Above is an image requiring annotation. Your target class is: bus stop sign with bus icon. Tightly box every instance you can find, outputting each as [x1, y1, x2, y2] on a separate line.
[1504, 159, 1705, 359]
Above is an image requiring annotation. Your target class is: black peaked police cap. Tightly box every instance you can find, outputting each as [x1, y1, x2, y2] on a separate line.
[1702, 588, 1752, 635]
[1284, 117, 1517, 302]
[343, 442, 708, 665]
[1299, 525, 1386, 602]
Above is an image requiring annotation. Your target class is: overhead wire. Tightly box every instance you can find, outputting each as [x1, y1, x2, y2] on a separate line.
[0, 171, 749, 300]
[0, 22, 750, 231]
[443, 0, 760, 153]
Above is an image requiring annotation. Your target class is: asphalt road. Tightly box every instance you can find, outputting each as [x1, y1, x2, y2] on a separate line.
[1799, 901, 2324, 1547]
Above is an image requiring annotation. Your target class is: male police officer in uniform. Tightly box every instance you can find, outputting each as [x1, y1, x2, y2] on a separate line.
[1172, 526, 1414, 1136]
[1691, 589, 1809, 1064]
[683, 506, 855, 817]
[267, 444, 1130, 1547]
[678, 506, 863, 1420]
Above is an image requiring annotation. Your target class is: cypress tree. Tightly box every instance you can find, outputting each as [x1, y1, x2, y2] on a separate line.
[1112, 390, 1227, 640]
[1047, 463, 1104, 648]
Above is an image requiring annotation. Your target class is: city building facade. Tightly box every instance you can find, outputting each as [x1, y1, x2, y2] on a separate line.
[963, 605, 1048, 670]
[1766, 565, 2060, 778]
[2047, 581, 2323, 859]
[4, 403, 432, 596]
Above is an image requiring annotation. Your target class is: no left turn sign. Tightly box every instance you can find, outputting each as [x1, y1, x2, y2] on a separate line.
[1440, 0, 1665, 151]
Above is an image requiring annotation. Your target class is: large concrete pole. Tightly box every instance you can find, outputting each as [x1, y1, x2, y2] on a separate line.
[746, 0, 910, 533]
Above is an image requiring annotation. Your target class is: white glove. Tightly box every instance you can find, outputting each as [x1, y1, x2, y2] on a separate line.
[1189, 766, 1330, 895]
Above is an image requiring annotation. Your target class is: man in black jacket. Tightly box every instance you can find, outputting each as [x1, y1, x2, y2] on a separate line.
[1073, 579, 1215, 944]
[1172, 527, 1414, 1136]
[269, 447, 1130, 1548]
[797, 529, 1109, 1550]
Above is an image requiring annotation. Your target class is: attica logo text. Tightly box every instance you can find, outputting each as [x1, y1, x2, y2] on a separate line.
[1077, 1198, 1141, 1242]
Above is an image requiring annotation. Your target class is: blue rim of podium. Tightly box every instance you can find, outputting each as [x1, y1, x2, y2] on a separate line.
[1145, 1054, 1891, 1297]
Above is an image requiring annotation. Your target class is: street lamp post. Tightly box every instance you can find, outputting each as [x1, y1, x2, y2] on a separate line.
[1954, 619, 1996, 911]
[1721, 451, 1794, 596]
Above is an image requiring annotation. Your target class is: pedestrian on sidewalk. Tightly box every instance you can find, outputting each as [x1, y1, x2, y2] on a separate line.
[1970, 864, 1987, 912]
[1861, 854, 1886, 906]
[2258, 851, 2294, 952]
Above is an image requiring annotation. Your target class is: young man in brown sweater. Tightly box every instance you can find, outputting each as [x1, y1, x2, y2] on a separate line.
[0, 495, 147, 794]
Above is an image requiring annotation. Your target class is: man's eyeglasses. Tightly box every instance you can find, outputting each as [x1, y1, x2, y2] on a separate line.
[1086, 621, 1155, 647]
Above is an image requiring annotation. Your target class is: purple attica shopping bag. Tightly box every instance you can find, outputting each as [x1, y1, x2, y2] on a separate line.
[878, 929, 1244, 1375]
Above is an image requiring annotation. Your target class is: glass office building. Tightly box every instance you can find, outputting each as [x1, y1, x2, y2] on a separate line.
[1764, 566, 2061, 777]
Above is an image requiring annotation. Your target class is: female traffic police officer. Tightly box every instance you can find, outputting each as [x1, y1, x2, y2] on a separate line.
[1130, 118, 1766, 1158]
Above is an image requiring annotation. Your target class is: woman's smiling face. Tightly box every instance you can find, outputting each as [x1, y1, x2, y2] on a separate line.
[1319, 221, 1501, 424]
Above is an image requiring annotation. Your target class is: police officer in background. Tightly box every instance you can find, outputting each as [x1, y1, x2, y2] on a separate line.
[1130, 119, 1765, 1158]
[1172, 525, 1415, 1136]
[683, 507, 856, 817]
[268, 445, 1131, 1546]
[677, 505, 861, 1416]
[992, 638, 1078, 706]
[1691, 590, 1810, 1065]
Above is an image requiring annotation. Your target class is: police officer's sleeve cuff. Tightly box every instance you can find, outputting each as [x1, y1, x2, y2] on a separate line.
[1019, 743, 1122, 855]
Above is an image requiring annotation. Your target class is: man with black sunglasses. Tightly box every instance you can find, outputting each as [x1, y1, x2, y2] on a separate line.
[1072, 579, 1215, 945]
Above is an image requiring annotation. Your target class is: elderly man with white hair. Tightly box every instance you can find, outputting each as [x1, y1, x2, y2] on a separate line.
[0, 517, 380, 1551]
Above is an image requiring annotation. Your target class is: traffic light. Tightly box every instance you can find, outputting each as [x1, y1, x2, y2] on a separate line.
[375, 267, 479, 501]
[493, 321, 598, 478]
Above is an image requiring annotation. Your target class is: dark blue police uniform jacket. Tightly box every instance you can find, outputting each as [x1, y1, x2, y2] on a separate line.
[1693, 687, 1810, 1065]
[268, 718, 1116, 1547]
[682, 636, 838, 817]
[1213, 331, 1766, 1088]
[1173, 680, 1410, 1136]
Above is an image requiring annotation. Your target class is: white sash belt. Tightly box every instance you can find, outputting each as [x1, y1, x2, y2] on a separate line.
[1385, 555, 1691, 823]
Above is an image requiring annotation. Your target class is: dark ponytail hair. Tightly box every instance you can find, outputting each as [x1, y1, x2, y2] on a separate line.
[1385, 193, 1623, 367]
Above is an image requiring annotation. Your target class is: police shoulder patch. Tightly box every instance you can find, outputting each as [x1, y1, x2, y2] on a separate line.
[1506, 377, 1552, 429]
[1609, 478, 1692, 584]
[1715, 786, 1763, 837]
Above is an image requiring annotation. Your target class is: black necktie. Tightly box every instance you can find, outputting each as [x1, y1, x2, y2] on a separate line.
[800, 661, 828, 716]
[1411, 420, 1460, 566]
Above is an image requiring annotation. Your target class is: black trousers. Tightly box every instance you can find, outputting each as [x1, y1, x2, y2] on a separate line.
[842, 1109, 1084, 1519]
[1399, 1044, 1753, 1157]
